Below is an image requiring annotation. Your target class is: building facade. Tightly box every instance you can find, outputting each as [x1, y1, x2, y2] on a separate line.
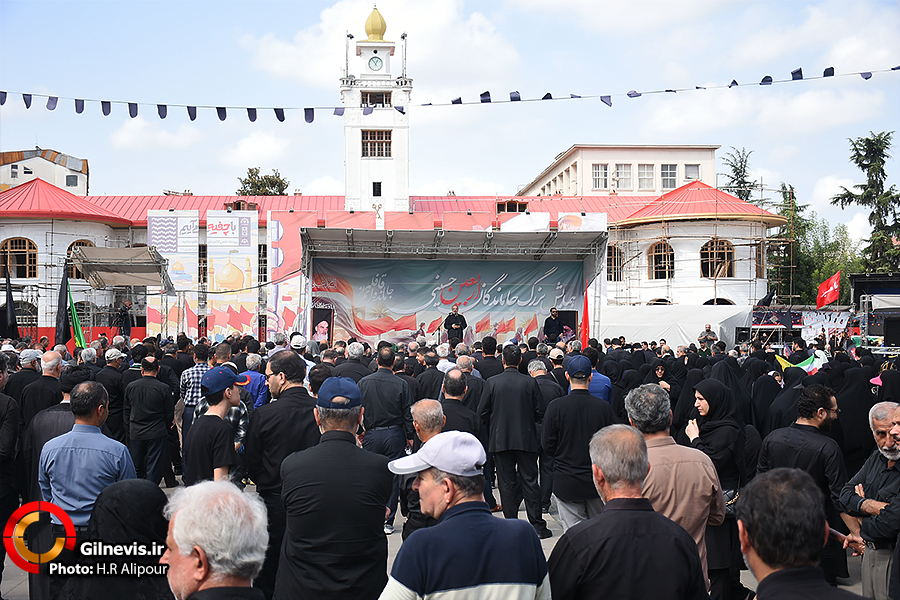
[0, 148, 89, 194]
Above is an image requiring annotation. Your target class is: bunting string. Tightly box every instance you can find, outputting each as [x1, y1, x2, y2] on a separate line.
[0, 64, 896, 123]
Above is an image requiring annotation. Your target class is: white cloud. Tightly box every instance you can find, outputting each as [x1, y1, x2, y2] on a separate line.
[754, 89, 885, 135]
[109, 117, 201, 150]
[845, 211, 873, 244]
[513, 0, 722, 34]
[302, 175, 344, 195]
[809, 175, 855, 209]
[220, 132, 290, 168]
[241, 0, 520, 101]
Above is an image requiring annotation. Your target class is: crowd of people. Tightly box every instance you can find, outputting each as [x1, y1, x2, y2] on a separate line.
[1, 322, 899, 600]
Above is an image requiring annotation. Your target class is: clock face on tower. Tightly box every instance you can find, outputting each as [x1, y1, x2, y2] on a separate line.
[368, 56, 383, 71]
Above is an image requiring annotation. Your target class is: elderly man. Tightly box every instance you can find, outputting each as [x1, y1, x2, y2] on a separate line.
[435, 344, 455, 373]
[269, 332, 289, 357]
[359, 346, 414, 535]
[757, 384, 851, 586]
[841, 401, 900, 600]
[448, 355, 484, 411]
[548, 425, 708, 599]
[242, 353, 269, 409]
[443, 303, 467, 339]
[161, 480, 268, 600]
[4, 347, 42, 404]
[625, 383, 725, 585]
[400, 399, 445, 539]
[529, 359, 564, 514]
[415, 351, 444, 400]
[276, 377, 393, 600]
[21, 350, 63, 428]
[381, 431, 550, 600]
[78, 347, 102, 376]
[737, 469, 867, 599]
[332, 341, 370, 383]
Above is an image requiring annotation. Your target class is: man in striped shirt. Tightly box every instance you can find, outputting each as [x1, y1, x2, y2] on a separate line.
[179, 343, 210, 444]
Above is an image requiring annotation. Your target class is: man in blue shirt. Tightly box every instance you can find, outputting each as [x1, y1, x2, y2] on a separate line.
[583, 347, 611, 402]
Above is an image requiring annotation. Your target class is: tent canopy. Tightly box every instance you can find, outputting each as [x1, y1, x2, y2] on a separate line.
[69, 246, 174, 293]
[599, 305, 753, 347]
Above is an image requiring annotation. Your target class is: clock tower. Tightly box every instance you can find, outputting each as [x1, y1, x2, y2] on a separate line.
[341, 7, 412, 224]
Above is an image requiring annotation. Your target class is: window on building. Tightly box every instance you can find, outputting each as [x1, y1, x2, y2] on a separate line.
[23, 167, 32, 175]
[648, 241, 674, 280]
[701, 239, 735, 278]
[497, 200, 528, 213]
[0, 301, 37, 327]
[67, 240, 95, 279]
[0, 237, 38, 279]
[638, 164, 654, 190]
[10, 165, 17, 179]
[661, 164, 677, 189]
[685, 164, 700, 180]
[361, 92, 392, 107]
[615, 164, 632, 190]
[362, 130, 392, 158]
[592, 163, 608, 189]
[373, 181, 382, 197]
[607, 245, 623, 282]
[755, 242, 765, 279]
[258, 244, 268, 283]
[66, 175, 78, 187]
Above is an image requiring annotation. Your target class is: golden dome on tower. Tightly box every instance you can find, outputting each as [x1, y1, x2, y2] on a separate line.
[365, 6, 387, 41]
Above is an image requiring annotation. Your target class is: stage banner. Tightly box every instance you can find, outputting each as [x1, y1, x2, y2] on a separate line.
[146, 210, 200, 338]
[312, 258, 583, 344]
[206, 210, 259, 341]
[266, 211, 317, 339]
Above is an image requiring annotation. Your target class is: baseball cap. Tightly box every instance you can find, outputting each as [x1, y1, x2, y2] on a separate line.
[105, 348, 125, 361]
[388, 431, 486, 477]
[549, 348, 564, 361]
[290, 335, 307, 350]
[201, 365, 251, 395]
[567, 355, 592, 379]
[316, 377, 362, 409]
[19, 349, 42, 365]
[0, 344, 15, 352]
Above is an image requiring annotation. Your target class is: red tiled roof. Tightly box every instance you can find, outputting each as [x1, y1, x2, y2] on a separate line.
[410, 195, 654, 225]
[0, 178, 131, 226]
[86, 195, 345, 227]
[616, 181, 785, 226]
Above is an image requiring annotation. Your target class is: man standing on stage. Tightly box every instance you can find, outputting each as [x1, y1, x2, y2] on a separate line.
[444, 304, 467, 339]
[543, 307, 561, 344]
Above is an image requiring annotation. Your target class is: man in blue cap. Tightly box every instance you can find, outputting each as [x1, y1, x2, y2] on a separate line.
[181, 365, 248, 486]
[276, 377, 393, 600]
[541, 354, 616, 531]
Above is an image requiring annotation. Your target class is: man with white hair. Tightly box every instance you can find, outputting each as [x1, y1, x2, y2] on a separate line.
[160, 480, 268, 600]
[268, 332, 289, 357]
[332, 341, 371, 383]
[3, 347, 42, 404]
[840, 401, 900, 600]
[435, 344, 455, 373]
[79, 346, 102, 376]
[21, 350, 64, 428]
[242, 353, 268, 409]
[548, 425, 707, 599]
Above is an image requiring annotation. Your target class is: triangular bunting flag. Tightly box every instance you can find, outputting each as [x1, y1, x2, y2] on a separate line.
[728, 80, 739, 88]
[627, 90, 641, 98]
[46, 96, 58, 110]
[158, 104, 167, 119]
[0, 91, 6, 105]
[451, 98, 462, 105]
[102, 101, 111, 115]
[248, 107, 257, 122]
[333, 107, 345, 116]
[187, 106, 197, 120]
[75, 99, 84, 113]
[394, 105, 405, 114]
[760, 76, 773, 85]
[861, 72, 872, 80]
[274, 108, 285, 121]
[542, 93, 552, 100]
[129, 102, 138, 118]
[362, 107, 373, 115]
[823, 67, 834, 77]
[23, 94, 32, 108]
[600, 96, 612, 107]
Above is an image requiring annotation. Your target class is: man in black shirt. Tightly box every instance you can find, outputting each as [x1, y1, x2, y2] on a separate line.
[400, 399, 444, 539]
[124, 357, 173, 484]
[443, 304, 467, 339]
[840, 401, 900, 600]
[543, 307, 561, 344]
[95, 349, 126, 443]
[474, 336, 503, 380]
[415, 351, 444, 400]
[182, 366, 246, 486]
[757, 384, 851, 585]
[332, 341, 371, 382]
[737, 468, 867, 599]
[529, 359, 564, 514]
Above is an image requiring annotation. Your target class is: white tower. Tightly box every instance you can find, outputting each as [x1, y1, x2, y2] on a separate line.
[341, 7, 412, 224]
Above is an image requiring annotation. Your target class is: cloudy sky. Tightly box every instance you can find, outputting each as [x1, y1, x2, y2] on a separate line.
[1, 0, 898, 241]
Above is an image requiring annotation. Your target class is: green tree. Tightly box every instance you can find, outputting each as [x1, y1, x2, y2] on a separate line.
[236, 167, 290, 196]
[830, 131, 900, 272]
[722, 147, 758, 203]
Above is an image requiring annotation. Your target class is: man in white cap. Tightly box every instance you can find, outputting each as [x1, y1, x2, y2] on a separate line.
[379, 430, 551, 600]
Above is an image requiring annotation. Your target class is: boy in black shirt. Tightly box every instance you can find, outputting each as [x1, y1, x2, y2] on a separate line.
[182, 365, 248, 485]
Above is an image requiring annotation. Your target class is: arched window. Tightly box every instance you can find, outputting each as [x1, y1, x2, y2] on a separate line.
[67, 240, 95, 279]
[607, 246, 623, 282]
[703, 298, 735, 305]
[648, 242, 674, 280]
[648, 298, 672, 305]
[0, 238, 38, 279]
[0, 300, 37, 327]
[701, 239, 734, 278]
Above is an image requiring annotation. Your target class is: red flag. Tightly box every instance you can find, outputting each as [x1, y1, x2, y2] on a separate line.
[816, 270, 840, 309]
[580, 280, 590, 349]
[496, 316, 516, 335]
[427, 316, 444, 334]
[524, 314, 538, 336]
[393, 314, 417, 332]
[476, 313, 491, 333]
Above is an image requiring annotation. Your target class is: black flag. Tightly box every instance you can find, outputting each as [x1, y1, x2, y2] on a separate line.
[1, 268, 19, 340]
[55, 268, 72, 346]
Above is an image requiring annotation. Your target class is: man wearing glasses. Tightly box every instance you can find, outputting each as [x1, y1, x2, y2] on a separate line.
[757, 384, 856, 586]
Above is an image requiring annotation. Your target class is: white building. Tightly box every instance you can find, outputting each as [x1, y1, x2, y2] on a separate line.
[0, 148, 89, 195]
[518, 144, 719, 197]
[341, 7, 412, 220]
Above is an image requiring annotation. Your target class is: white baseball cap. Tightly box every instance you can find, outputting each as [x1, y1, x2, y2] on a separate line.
[388, 431, 486, 478]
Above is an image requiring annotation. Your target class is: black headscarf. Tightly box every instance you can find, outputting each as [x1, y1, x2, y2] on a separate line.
[711, 360, 755, 428]
[60, 479, 172, 600]
[837, 367, 879, 476]
[880, 370, 900, 402]
[673, 369, 704, 446]
[612, 369, 644, 424]
[693, 378, 746, 488]
[751, 374, 782, 431]
[761, 367, 807, 437]
[741, 357, 769, 395]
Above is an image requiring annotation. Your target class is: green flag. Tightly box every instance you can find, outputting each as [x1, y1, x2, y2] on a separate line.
[67, 280, 86, 348]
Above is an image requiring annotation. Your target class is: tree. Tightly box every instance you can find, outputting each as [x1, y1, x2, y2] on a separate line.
[722, 147, 758, 203]
[830, 131, 900, 272]
[236, 167, 290, 196]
